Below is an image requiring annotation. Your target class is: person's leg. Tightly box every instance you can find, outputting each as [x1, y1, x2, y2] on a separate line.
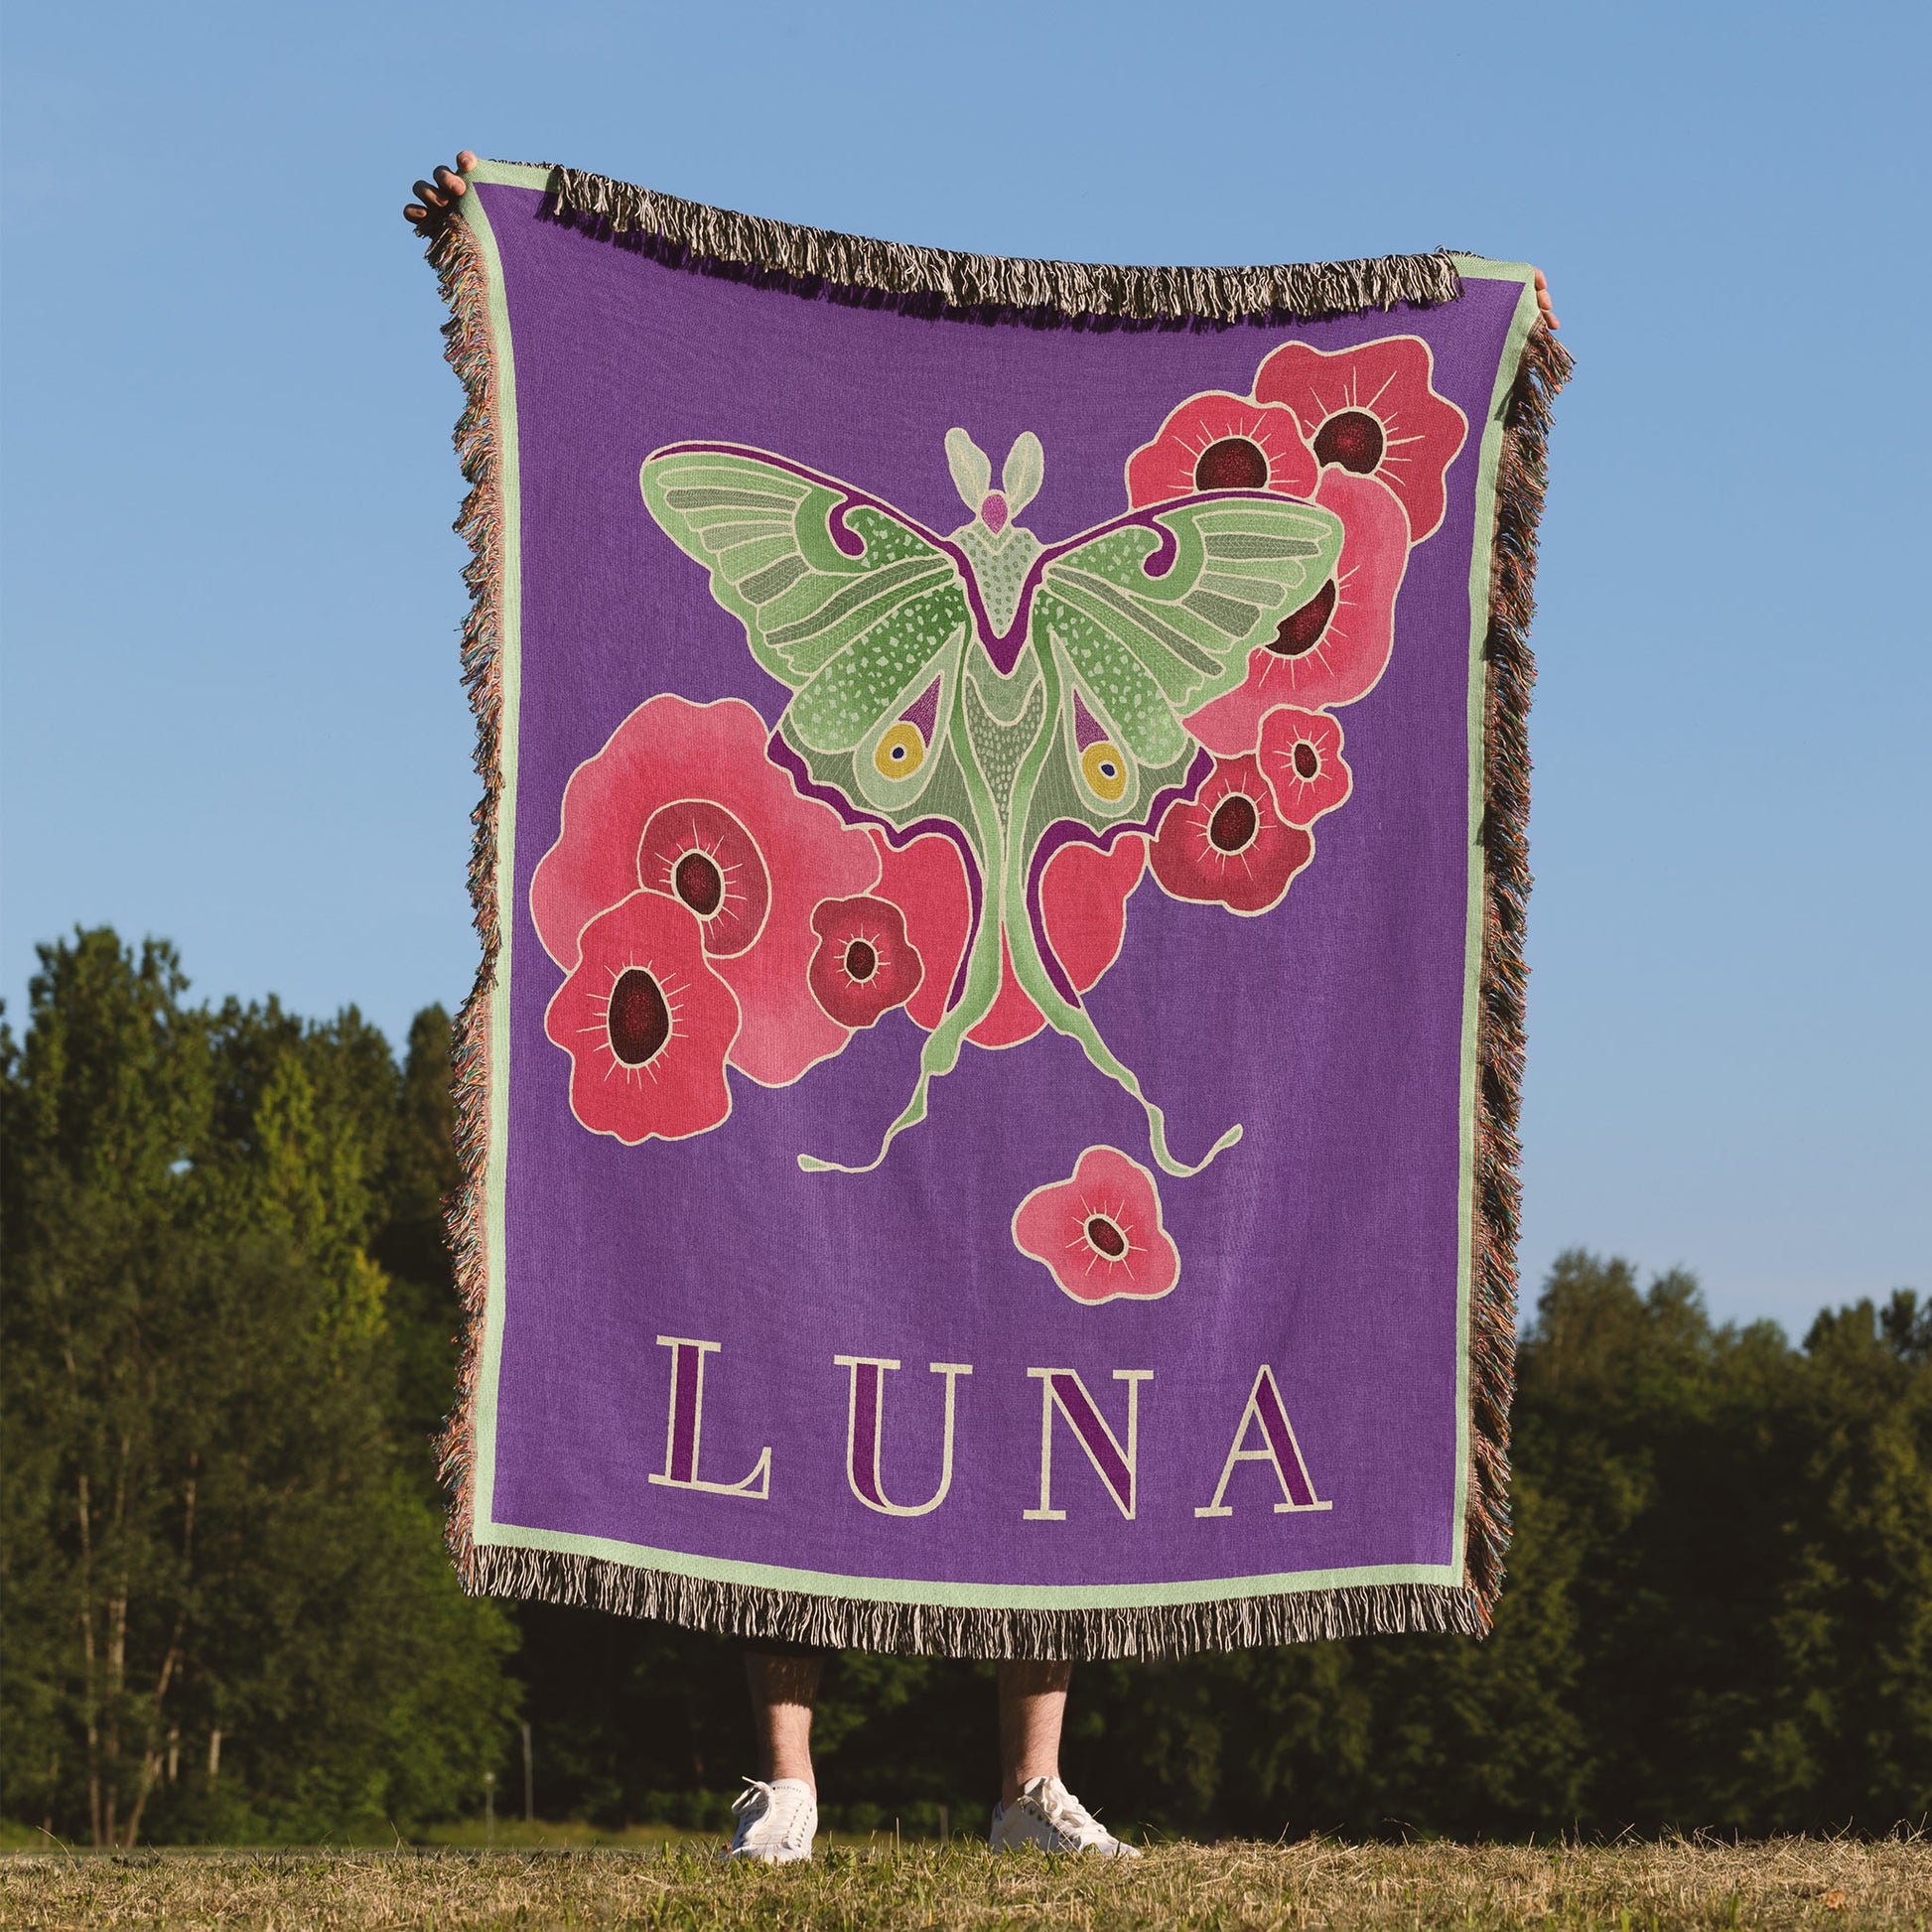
[745, 1645, 823, 1789]
[727, 1644, 824, 1863]
[997, 1658, 1071, 1805]
[992, 1660, 1138, 1857]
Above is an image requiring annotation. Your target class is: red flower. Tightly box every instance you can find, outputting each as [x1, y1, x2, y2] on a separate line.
[1253, 335, 1467, 541]
[808, 896, 923, 1030]
[1256, 706, 1352, 827]
[1125, 392, 1317, 507]
[1149, 755, 1311, 915]
[968, 837, 1148, 1049]
[636, 798, 769, 958]
[1012, 1145, 1180, 1306]
[530, 696, 879, 1088]
[543, 892, 740, 1144]
[1183, 468, 1409, 750]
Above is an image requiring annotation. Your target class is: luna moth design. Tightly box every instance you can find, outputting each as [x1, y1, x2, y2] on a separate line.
[639, 431, 1345, 1177]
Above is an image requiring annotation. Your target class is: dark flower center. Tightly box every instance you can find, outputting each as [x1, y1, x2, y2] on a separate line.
[1085, 1215, 1127, 1258]
[844, 938, 878, 982]
[1313, 410, 1384, 474]
[1194, 437, 1269, 490]
[608, 968, 671, 1066]
[1293, 741, 1320, 780]
[673, 851, 723, 918]
[1270, 580, 1337, 656]
[1209, 793, 1259, 854]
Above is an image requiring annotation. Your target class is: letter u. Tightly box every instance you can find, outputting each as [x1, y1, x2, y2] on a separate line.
[835, 1357, 972, 1518]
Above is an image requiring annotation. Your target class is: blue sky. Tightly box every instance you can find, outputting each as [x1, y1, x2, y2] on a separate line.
[3, 0, 1925, 1333]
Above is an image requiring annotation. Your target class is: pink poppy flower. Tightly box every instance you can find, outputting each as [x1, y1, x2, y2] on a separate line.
[1253, 335, 1467, 542]
[1012, 1145, 1180, 1306]
[1149, 755, 1312, 916]
[1183, 467, 1409, 752]
[530, 696, 879, 1088]
[1125, 392, 1317, 507]
[1256, 707, 1352, 827]
[807, 895, 923, 1031]
[543, 892, 740, 1144]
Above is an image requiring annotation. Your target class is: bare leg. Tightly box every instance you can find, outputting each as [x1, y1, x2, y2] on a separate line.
[745, 1649, 822, 1790]
[997, 1658, 1072, 1805]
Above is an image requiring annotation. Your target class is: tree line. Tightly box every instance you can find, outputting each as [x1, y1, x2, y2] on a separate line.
[3, 929, 1926, 1844]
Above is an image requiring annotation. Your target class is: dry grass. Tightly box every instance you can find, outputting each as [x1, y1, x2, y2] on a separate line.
[2, 1838, 1926, 1930]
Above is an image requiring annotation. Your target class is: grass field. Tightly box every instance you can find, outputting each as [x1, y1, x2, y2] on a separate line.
[1, 1838, 1925, 1929]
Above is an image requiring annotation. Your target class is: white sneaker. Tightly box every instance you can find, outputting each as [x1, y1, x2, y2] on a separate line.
[990, 1775, 1141, 1857]
[723, 1776, 817, 1863]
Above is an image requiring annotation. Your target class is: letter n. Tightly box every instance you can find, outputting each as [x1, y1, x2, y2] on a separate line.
[647, 1336, 770, 1500]
[835, 1357, 972, 1517]
[1024, 1368, 1151, 1522]
[1195, 1364, 1330, 1517]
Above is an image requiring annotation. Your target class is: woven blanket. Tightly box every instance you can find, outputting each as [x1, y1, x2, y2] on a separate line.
[429, 162, 1568, 1657]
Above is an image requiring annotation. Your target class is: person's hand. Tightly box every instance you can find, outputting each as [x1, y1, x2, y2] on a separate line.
[1534, 268, 1560, 332]
[405, 152, 478, 236]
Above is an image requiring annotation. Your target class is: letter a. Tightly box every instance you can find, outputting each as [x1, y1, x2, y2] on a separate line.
[1195, 1365, 1330, 1517]
[1024, 1368, 1151, 1522]
[834, 1357, 972, 1517]
[647, 1336, 770, 1499]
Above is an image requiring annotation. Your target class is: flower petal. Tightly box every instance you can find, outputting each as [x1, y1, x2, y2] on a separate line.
[808, 895, 923, 1030]
[542, 892, 740, 1145]
[1149, 755, 1312, 915]
[870, 829, 974, 1033]
[1012, 1145, 1180, 1305]
[1125, 392, 1317, 507]
[1256, 706, 1353, 827]
[1253, 336, 1467, 542]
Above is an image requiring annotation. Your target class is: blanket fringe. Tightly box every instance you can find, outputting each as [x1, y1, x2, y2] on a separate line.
[540, 163, 1464, 328]
[1463, 323, 1573, 1622]
[464, 1544, 1486, 1659]
[428, 209, 503, 1577]
[425, 184, 1569, 1653]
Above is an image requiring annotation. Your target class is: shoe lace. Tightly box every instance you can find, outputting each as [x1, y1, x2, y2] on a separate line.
[731, 1777, 810, 1851]
[1033, 1780, 1112, 1849]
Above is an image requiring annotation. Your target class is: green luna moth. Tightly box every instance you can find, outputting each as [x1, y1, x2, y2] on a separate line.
[639, 432, 1344, 1176]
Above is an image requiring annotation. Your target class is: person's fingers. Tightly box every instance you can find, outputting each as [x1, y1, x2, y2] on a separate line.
[406, 153, 477, 230]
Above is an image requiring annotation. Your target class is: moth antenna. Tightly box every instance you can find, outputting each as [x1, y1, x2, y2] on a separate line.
[944, 429, 992, 514]
[1002, 432, 1043, 516]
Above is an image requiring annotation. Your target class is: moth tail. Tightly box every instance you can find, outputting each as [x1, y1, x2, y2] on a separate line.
[1089, 1032, 1244, 1179]
[1008, 925, 1243, 1178]
[796, 1061, 937, 1177]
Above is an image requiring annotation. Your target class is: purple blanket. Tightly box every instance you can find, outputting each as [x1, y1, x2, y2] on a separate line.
[429, 163, 1568, 1657]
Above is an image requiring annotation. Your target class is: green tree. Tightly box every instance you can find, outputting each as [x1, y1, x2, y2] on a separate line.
[1, 930, 518, 1844]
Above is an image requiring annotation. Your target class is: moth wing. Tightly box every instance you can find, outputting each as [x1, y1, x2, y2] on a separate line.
[640, 445, 974, 757]
[1034, 492, 1345, 824]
